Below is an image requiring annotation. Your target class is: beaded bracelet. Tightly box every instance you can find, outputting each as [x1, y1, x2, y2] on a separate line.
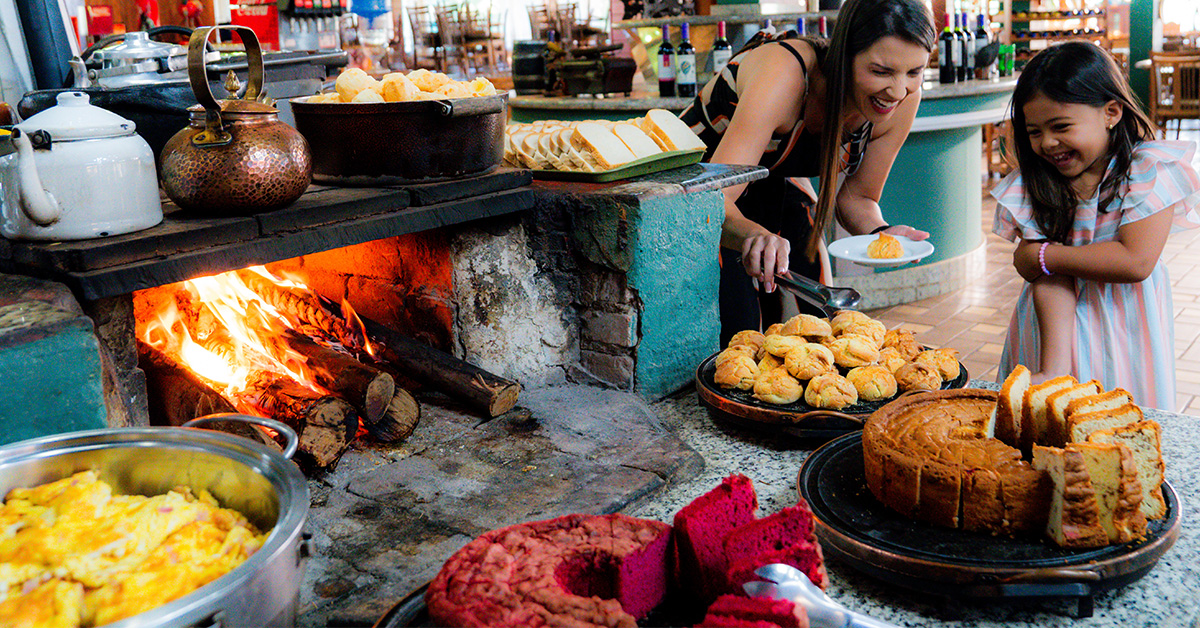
[1039, 242, 1053, 277]
[869, 224, 891, 235]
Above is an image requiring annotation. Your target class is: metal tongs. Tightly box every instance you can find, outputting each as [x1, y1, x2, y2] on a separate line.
[773, 271, 862, 317]
[743, 564, 899, 628]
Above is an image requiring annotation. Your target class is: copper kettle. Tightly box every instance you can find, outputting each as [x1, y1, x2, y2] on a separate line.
[160, 26, 310, 215]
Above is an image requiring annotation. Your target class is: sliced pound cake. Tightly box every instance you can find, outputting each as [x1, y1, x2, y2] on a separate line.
[1089, 420, 1167, 519]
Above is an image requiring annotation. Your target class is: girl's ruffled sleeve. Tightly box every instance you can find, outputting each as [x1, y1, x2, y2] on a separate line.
[1119, 140, 1200, 233]
[990, 170, 1047, 242]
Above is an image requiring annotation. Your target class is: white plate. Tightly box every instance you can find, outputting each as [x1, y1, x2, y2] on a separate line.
[828, 234, 935, 268]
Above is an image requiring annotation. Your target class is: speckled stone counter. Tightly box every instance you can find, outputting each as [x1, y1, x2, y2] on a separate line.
[510, 93, 693, 123]
[629, 379, 1200, 627]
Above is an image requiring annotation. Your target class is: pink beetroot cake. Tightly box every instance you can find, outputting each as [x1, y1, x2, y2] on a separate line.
[673, 474, 759, 603]
[725, 539, 828, 595]
[697, 594, 809, 628]
[425, 513, 672, 627]
[723, 502, 817, 562]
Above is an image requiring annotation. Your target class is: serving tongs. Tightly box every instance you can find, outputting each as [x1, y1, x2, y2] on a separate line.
[773, 271, 862, 317]
[745, 564, 898, 628]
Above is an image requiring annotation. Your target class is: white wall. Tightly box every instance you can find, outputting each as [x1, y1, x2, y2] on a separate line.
[0, 0, 35, 107]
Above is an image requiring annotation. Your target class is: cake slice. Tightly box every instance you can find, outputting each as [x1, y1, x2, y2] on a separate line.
[700, 595, 809, 628]
[1021, 376, 1077, 455]
[1070, 441, 1147, 544]
[723, 503, 817, 562]
[1045, 380, 1103, 447]
[1067, 402, 1144, 444]
[724, 538, 828, 595]
[673, 474, 759, 603]
[994, 365, 1030, 447]
[1089, 420, 1166, 519]
[570, 122, 637, 169]
[695, 617, 781, 628]
[1064, 389, 1135, 427]
[641, 108, 707, 151]
[1031, 445, 1109, 548]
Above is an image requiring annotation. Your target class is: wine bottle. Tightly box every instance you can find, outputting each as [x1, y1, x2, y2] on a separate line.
[974, 13, 992, 79]
[711, 20, 733, 76]
[676, 22, 697, 98]
[938, 13, 957, 84]
[795, 17, 805, 36]
[659, 25, 676, 97]
[959, 11, 974, 81]
[818, 16, 827, 38]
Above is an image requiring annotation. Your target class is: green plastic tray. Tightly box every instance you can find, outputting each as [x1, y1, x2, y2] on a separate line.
[530, 149, 706, 183]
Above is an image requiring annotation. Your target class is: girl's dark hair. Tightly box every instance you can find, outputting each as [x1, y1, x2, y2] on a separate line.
[809, 0, 935, 260]
[1011, 41, 1156, 243]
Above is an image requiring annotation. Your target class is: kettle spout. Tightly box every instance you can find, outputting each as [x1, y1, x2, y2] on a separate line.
[11, 129, 61, 226]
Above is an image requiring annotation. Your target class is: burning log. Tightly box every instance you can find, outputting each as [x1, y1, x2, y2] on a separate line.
[280, 329, 395, 425]
[360, 317, 521, 418]
[138, 341, 280, 451]
[234, 269, 355, 346]
[366, 389, 421, 442]
[241, 371, 358, 470]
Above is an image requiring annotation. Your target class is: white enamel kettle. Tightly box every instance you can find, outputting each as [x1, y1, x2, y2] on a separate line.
[0, 91, 163, 241]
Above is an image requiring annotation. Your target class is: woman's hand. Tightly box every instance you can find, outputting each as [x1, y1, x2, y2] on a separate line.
[1013, 239, 1045, 282]
[881, 224, 929, 241]
[741, 232, 791, 292]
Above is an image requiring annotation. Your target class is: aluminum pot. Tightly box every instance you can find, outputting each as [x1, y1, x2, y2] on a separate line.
[289, 94, 506, 185]
[0, 415, 310, 628]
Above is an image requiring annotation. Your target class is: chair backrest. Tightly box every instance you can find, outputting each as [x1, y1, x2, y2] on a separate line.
[1150, 52, 1200, 120]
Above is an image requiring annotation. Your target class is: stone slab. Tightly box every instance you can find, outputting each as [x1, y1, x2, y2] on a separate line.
[299, 384, 704, 627]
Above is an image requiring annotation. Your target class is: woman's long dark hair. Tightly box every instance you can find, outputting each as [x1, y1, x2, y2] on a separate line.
[1011, 42, 1156, 243]
[809, 0, 935, 261]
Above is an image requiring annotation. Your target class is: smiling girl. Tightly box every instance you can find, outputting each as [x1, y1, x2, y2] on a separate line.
[679, 0, 935, 343]
[993, 42, 1200, 409]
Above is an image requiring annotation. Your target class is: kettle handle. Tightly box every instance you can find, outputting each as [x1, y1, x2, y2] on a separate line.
[186, 25, 265, 147]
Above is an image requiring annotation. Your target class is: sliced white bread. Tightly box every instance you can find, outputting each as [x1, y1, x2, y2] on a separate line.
[1089, 420, 1166, 519]
[1070, 441, 1147, 544]
[994, 365, 1030, 448]
[612, 123, 663, 159]
[1065, 389, 1134, 425]
[570, 122, 637, 169]
[1021, 376, 1077, 455]
[1045, 380, 1103, 447]
[641, 108, 707, 151]
[522, 133, 553, 169]
[1031, 445, 1109, 548]
[1067, 402, 1144, 444]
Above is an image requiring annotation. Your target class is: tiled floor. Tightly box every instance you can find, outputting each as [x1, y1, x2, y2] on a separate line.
[866, 119, 1200, 413]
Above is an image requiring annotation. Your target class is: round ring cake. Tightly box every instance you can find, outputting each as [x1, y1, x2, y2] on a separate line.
[425, 513, 671, 628]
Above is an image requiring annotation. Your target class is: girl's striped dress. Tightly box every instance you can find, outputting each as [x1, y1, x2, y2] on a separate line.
[992, 140, 1200, 410]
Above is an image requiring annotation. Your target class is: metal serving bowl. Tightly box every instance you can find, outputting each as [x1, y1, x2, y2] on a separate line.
[0, 419, 310, 628]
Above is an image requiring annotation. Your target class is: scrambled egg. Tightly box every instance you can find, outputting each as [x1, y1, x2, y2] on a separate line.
[0, 471, 268, 627]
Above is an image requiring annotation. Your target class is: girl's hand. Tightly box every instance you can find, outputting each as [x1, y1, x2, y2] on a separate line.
[1013, 240, 1045, 282]
[881, 225, 930, 241]
[741, 232, 791, 292]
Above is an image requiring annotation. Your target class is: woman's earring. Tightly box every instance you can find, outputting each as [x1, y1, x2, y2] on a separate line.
[1107, 122, 1115, 130]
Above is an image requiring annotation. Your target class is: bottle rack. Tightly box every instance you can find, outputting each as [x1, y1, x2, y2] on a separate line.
[1004, 0, 1112, 66]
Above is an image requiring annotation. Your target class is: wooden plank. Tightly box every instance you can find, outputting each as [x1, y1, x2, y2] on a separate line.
[256, 186, 411, 234]
[402, 168, 532, 207]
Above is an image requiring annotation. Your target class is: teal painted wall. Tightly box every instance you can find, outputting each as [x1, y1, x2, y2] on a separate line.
[627, 189, 724, 398]
[1129, 0, 1154, 106]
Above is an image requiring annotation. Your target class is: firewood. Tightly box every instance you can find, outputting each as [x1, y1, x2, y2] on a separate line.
[235, 269, 356, 347]
[138, 340, 280, 451]
[239, 371, 358, 470]
[360, 317, 521, 418]
[281, 329, 395, 425]
[366, 388, 421, 442]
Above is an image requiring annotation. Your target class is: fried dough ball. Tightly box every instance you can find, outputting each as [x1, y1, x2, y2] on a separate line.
[805, 372, 859, 409]
[914, 348, 961, 381]
[827, 335, 880, 368]
[335, 67, 378, 102]
[351, 87, 385, 103]
[306, 92, 342, 103]
[764, 323, 785, 337]
[758, 352, 784, 374]
[764, 334, 807, 358]
[715, 345, 757, 367]
[436, 81, 474, 99]
[838, 319, 886, 348]
[867, 233, 905, 259]
[830, 310, 873, 336]
[783, 343, 836, 380]
[753, 368, 805, 405]
[408, 69, 453, 92]
[381, 72, 421, 102]
[467, 77, 498, 96]
[714, 355, 760, 391]
[846, 365, 898, 401]
[728, 330, 766, 353]
[894, 361, 943, 392]
[877, 347, 908, 373]
[780, 314, 833, 338]
[882, 328, 923, 361]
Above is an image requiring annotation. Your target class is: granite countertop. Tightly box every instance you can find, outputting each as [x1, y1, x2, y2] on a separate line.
[530, 162, 766, 197]
[630, 379, 1200, 627]
[920, 74, 1019, 100]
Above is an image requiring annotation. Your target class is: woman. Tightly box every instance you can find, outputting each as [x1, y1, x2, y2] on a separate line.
[679, 0, 936, 343]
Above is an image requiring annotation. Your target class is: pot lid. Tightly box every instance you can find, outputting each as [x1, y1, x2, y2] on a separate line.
[90, 31, 185, 65]
[16, 92, 137, 140]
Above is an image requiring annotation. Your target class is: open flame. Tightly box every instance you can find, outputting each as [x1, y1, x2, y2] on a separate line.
[140, 265, 375, 404]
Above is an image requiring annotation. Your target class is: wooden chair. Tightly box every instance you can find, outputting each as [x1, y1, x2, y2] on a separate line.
[1149, 52, 1200, 139]
[461, 4, 507, 73]
[407, 4, 445, 70]
[433, 3, 469, 75]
